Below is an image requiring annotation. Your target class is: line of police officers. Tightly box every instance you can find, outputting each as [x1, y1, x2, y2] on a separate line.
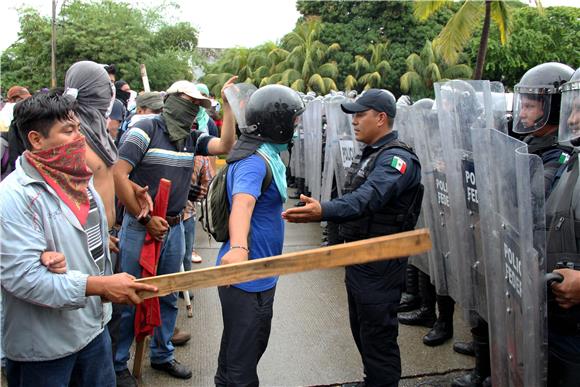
[284, 61, 579, 387]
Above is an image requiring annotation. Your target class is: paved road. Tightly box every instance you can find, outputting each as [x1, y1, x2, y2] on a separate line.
[132, 198, 474, 386]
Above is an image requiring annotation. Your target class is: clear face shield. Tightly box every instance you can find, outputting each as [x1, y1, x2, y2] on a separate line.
[512, 89, 553, 134]
[558, 80, 580, 145]
[223, 83, 257, 134]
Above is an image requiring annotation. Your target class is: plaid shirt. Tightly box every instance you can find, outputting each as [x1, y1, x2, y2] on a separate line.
[184, 156, 213, 218]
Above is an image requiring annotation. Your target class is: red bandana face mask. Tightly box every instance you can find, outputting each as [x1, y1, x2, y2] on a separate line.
[25, 136, 93, 225]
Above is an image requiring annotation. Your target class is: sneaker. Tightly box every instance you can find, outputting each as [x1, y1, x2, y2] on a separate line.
[115, 369, 138, 387]
[191, 251, 202, 263]
[151, 359, 192, 379]
[171, 327, 191, 346]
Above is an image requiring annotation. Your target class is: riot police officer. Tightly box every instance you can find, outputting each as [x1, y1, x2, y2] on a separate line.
[283, 89, 423, 387]
[546, 67, 580, 386]
[513, 62, 575, 196]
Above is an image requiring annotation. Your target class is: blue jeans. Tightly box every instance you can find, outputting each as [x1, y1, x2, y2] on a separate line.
[182, 216, 196, 272]
[113, 214, 185, 371]
[5, 329, 115, 387]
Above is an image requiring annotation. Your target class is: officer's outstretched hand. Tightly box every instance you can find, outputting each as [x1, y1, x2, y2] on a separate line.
[282, 195, 322, 223]
[551, 269, 580, 309]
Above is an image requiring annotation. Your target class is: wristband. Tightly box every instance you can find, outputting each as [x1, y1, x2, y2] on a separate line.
[230, 245, 249, 253]
[138, 214, 152, 226]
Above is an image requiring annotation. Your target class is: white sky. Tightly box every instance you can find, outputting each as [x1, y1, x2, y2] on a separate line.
[0, 0, 577, 53]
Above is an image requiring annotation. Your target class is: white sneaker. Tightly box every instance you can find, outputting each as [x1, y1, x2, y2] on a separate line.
[191, 251, 202, 263]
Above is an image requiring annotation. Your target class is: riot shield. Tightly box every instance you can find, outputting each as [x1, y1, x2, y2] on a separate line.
[410, 99, 457, 296]
[223, 83, 257, 131]
[396, 103, 432, 276]
[301, 98, 323, 201]
[435, 79, 498, 317]
[472, 128, 547, 387]
[324, 95, 361, 197]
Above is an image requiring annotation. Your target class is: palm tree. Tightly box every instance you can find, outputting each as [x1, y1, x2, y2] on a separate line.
[400, 40, 473, 99]
[349, 42, 392, 91]
[413, 0, 539, 80]
[267, 18, 339, 94]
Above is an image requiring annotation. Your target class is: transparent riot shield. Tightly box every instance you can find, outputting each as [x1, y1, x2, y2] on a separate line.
[410, 99, 457, 296]
[302, 98, 323, 201]
[396, 103, 432, 276]
[324, 95, 361, 197]
[472, 127, 547, 387]
[435, 79, 500, 317]
[223, 83, 257, 131]
[321, 97, 335, 203]
[291, 114, 305, 181]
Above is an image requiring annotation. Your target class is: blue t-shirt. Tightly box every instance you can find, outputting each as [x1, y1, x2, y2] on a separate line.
[216, 154, 284, 292]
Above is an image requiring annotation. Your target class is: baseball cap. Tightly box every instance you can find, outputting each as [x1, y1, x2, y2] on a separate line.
[136, 92, 163, 111]
[341, 89, 397, 118]
[166, 80, 211, 109]
[7, 86, 31, 102]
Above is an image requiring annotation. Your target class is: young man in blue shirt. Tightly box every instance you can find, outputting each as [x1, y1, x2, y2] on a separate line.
[214, 85, 305, 387]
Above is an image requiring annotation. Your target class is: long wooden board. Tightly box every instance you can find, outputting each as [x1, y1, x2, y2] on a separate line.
[136, 229, 431, 299]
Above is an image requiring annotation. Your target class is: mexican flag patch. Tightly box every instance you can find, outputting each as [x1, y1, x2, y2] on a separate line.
[559, 152, 570, 164]
[390, 156, 407, 174]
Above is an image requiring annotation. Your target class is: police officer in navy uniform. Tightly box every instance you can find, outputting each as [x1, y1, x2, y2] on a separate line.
[283, 89, 423, 387]
[546, 67, 580, 386]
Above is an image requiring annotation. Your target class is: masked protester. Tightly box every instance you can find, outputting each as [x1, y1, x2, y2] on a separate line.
[0, 93, 157, 387]
[214, 85, 305, 386]
[112, 78, 237, 386]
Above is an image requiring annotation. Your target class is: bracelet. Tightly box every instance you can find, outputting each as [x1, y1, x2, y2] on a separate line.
[138, 214, 152, 226]
[230, 245, 249, 253]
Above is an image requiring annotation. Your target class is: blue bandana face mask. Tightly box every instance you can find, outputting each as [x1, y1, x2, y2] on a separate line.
[271, 143, 288, 153]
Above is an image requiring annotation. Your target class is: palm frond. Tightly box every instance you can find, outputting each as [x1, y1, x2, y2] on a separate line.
[318, 62, 339, 79]
[434, 0, 483, 65]
[344, 74, 358, 91]
[491, 0, 511, 45]
[413, 0, 452, 21]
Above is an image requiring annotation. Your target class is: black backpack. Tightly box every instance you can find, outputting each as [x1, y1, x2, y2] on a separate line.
[200, 153, 272, 242]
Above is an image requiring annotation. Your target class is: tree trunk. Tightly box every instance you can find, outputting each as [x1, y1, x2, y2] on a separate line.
[474, 0, 492, 80]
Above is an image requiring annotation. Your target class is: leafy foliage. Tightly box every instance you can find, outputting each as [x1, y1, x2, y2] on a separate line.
[1, 0, 199, 92]
[467, 6, 580, 88]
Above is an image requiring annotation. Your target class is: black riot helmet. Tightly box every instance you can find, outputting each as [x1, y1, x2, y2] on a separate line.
[245, 85, 305, 144]
[513, 62, 574, 134]
[559, 67, 580, 146]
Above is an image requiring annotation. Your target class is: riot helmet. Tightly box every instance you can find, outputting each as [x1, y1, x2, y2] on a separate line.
[558, 67, 580, 146]
[513, 62, 573, 134]
[245, 84, 305, 144]
[440, 80, 483, 124]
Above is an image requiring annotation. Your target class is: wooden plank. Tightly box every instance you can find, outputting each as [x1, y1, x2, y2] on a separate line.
[136, 229, 431, 299]
[132, 336, 149, 380]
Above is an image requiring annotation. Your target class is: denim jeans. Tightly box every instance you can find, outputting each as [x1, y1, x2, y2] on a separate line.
[5, 329, 115, 387]
[182, 215, 196, 272]
[113, 214, 185, 371]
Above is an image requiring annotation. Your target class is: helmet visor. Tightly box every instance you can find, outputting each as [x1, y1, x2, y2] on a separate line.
[512, 92, 552, 134]
[559, 81, 580, 143]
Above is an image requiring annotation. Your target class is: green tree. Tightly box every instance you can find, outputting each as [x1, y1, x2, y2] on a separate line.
[350, 42, 392, 90]
[413, 0, 534, 79]
[1, 0, 200, 92]
[400, 40, 473, 100]
[467, 6, 580, 88]
[272, 19, 339, 94]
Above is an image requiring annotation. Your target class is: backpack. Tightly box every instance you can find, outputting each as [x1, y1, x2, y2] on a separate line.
[200, 153, 272, 242]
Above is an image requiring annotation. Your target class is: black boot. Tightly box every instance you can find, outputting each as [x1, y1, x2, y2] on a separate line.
[398, 265, 421, 313]
[423, 295, 455, 346]
[398, 271, 436, 327]
[453, 341, 476, 357]
[452, 324, 490, 387]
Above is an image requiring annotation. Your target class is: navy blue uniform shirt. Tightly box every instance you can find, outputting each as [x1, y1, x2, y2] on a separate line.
[321, 131, 421, 222]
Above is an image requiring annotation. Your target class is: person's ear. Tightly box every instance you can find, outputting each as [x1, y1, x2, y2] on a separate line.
[27, 131, 45, 151]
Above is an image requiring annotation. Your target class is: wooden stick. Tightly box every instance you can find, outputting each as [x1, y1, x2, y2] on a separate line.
[132, 335, 149, 379]
[136, 229, 431, 299]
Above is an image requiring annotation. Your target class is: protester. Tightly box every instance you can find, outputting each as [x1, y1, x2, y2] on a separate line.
[0, 93, 157, 387]
[215, 84, 305, 386]
[112, 77, 236, 386]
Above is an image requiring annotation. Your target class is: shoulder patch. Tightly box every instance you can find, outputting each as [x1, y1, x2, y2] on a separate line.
[390, 155, 407, 174]
[559, 152, 570, 164]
